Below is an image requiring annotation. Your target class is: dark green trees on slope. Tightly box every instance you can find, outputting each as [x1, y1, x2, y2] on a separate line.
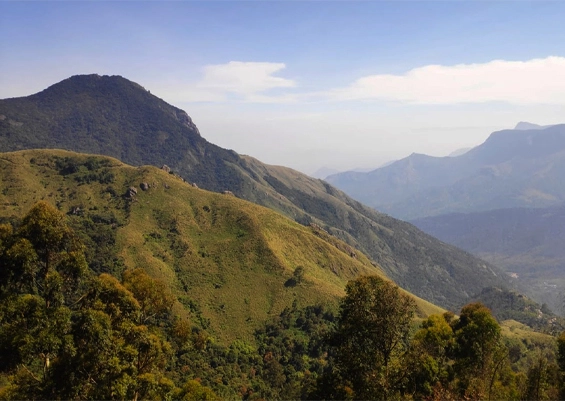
[0, 202, 187, 400]
[313, 278, 565, 401]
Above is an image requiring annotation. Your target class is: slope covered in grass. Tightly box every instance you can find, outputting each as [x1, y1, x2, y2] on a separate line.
[0, 149, 444, 342]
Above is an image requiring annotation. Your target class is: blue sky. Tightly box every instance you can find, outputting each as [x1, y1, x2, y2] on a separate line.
[2, 1, 565, 175]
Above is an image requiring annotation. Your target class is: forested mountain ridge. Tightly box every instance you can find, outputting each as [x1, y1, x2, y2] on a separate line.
[473, 287, 565, 333]
[0, 74, 513, 310]
[327, 124, 565, 219]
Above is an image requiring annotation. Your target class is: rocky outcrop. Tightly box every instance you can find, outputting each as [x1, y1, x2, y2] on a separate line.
[69, 206, 82, 216]
[174, 109, 201, 136]
[125, 186, 138, 198]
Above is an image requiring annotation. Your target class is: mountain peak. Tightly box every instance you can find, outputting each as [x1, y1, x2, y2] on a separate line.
[36, 74, 149, 98]
[514, 121, 555, 131]
[0, 73, 209, 175]
[310, 166, 340, 180]
[39, 74, 200, 134]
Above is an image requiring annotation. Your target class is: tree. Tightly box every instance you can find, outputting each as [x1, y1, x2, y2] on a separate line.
[450, 302, 506, 400]
[0, 201, 87, 301]
[122, 268, 174, 324]
[17, 201, 73, 280]
[332, 275, 416, 400]
[558, 331, 565, 372]
[285, 266, 305, 287]
[0, 202, 85, 399]
[407, 313, 455, 398]
[523, 356, 558, 401]
[177, 379, 219, 400]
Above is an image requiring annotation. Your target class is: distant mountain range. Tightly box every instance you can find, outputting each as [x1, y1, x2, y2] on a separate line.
[0, 74, 514, 310]
[412, 204, 565, 277]
[326, 122, 565, 312]
[310, 166, 384, 180]
[310, 166, 340, 180]
[326, 123, 565, 220]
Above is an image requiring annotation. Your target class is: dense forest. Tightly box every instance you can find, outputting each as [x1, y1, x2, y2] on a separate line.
[1, 202, 565, 400]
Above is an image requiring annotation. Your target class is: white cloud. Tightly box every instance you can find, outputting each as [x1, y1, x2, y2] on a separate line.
[159, 57, 565, 106]
[198, 61, 295, 94]
[324, 56, 565, 105]
[169, 61, 297, 103]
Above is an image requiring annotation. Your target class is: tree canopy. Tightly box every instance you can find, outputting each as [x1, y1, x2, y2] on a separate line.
[331, 276, 416, 400]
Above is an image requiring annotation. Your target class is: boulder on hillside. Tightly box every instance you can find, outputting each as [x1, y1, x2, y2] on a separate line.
[125, 186, 138, 198]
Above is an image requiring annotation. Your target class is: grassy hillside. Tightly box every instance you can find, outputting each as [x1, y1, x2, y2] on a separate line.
[0, 149, 443, 342]
[0, 74, 513, 310]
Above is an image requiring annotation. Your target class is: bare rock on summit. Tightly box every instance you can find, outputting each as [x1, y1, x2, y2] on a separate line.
[140, 182, 150, 191]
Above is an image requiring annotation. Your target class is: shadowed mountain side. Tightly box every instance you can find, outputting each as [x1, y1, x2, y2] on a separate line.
[412, 205, 565, 314]
[326, 124, 565, 219]
[0, 74, 246, 194]
[0, 74, 513, 310]
[411, 205, 565, 276]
